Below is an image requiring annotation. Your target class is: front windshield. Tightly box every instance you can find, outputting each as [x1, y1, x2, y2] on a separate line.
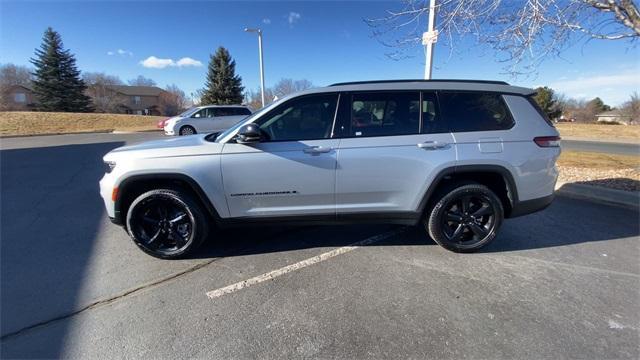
[214, 100, 284, 142]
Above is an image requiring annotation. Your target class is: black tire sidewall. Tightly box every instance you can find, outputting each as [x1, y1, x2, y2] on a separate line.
[126, 189, 209, 259]
[425, 184, 504, 253]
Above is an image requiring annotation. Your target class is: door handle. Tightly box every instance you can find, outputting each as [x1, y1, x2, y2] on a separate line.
[303, 146, 332, 154]
[417, 141, 448, 150]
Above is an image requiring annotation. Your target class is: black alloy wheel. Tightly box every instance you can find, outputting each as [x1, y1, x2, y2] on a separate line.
[126, 189, 209, 259]
[426, 183, 503, 252]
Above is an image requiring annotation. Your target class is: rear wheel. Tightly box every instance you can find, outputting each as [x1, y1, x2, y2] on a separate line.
[425, 183, 503, 252]
[126, 189, 209, 259]
[179, 126, 196, 136]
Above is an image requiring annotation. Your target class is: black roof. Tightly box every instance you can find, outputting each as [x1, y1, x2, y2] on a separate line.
[329, 79, 509, 87]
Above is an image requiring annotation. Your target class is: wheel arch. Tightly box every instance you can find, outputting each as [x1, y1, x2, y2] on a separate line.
[417, 165, 519, 218]
[114, 173, 221, 226]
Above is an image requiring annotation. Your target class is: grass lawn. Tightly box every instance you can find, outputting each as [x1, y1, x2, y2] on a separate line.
[0, 111, 162, 136]
[556, 123, 640, 142]
[557, 151, 640, 170]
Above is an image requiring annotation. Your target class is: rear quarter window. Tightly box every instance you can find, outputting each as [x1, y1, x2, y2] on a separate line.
[439, 92, 514, 132]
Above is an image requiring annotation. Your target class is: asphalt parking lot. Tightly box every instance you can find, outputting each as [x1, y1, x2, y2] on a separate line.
[1, 132, 639, 359]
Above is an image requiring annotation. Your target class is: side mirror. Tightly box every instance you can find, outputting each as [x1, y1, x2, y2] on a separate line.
[236, 123, 261, 144]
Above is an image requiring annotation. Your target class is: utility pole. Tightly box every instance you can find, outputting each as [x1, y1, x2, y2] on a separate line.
[422, 0, 438, 79]
[244, 28, 266, 107]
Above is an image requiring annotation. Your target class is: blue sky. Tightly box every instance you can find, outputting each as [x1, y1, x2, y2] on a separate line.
[1, 0, 638, 105]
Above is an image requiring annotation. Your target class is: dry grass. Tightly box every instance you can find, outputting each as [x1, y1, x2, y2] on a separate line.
[0, 111, 162, 136]
[557, 151, 640, 170]
[556, 123, 640, 142]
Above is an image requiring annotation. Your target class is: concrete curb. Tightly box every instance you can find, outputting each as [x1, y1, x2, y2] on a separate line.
[555, 181, 639, 209]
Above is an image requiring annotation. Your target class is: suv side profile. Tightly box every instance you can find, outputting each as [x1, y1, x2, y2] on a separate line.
[164, 105, 252, 136]
[100, 80, 560, 259]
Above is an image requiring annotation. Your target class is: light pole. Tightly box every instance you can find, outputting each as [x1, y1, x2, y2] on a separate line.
[244, 28, 266, 107]
[422, 0, 438, 79]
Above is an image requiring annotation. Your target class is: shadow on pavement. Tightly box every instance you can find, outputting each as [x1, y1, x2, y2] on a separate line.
[1, 142, 123, 358]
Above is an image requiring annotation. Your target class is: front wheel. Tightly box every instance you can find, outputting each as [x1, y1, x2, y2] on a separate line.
[126, 189, 209, 259]
[425, 183, 504, 252]
[179, 126, 196, 136]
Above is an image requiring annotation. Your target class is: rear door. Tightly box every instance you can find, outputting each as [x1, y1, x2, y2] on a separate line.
[221, 93, 340, 218]
[334, 91, 456, 217]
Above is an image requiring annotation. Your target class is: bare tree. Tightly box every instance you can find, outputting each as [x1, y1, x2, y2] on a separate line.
[244, 87, 275, 110]
[367, 0, 640, 74]
[83, 72, 126, 113]
[622, 91, 640, 124]
[273, 78, 314, 97]
[0, 63, 34, 110]
[128, 75, 157, 87]
[159, 84, 188, 116]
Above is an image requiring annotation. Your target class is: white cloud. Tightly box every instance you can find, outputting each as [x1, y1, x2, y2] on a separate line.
[262, 18, 271, 24]
[140, 56, 203, 69]
[549, 71, 640, 105]
[117, 49, 133, 56]
[108, 49, 133, 57]
[288, 12, 301, 26]
[140, 56, 175, 69]
[175, 57, 203, 67]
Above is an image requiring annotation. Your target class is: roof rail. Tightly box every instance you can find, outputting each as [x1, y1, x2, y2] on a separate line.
[329, 79, 510, 87]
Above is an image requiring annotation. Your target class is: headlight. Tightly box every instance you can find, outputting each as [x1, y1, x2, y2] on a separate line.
[104, 161, 116, 173]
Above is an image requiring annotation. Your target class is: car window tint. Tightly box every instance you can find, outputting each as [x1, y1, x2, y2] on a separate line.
[234, 107, 252, 116]
[439, 92, 514, 132]
[205, 108, 216, 118]
[192, 109, 206, 118]
[421, 92, 447, 134]
[350, 92, 419, 137]
[255, 94, 338, 141]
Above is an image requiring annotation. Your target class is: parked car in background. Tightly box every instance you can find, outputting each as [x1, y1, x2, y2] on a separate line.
[100, 79, 561, 259]
[164, 105, 252, 136]
[157, 117, 170, 129]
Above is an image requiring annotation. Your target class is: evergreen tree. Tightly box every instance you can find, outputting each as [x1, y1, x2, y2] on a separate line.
[30, 27, 92, 112]
[533, 86, 562, 120]
[201, 47, 244, 105]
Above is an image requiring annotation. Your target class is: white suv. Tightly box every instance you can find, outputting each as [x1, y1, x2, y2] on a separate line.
[164, 105, 252, 136]
[100, 80, 560, 259]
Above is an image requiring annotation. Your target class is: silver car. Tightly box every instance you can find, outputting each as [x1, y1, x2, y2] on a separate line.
[164, 105, 252, 136]
[100, 80, 560, 259]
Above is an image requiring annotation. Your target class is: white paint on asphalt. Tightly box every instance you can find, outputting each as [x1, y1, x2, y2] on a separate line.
[206, 227, 407, 299]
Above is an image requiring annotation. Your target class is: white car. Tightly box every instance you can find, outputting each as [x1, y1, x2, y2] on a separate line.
[101, 79, 560, 259]
[164, 105, 252, 136]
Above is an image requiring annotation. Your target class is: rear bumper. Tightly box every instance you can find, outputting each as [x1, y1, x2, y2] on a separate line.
[509, 193, 555, 218]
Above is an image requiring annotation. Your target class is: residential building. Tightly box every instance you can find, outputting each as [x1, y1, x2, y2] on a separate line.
[1, 84, 36, 110]
[595, 110, 632, 125]
[105, 85, 165, 115]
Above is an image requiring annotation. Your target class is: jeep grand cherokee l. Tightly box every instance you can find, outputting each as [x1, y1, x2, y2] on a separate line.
[100, 80, 560, 259]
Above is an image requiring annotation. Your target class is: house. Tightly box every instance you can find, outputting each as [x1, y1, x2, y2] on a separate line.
[105, 85, 165, 115]
[1, 84, 36, 111]
[595, 110, 632, 125]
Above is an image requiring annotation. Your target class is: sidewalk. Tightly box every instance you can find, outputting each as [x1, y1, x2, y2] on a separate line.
[555, 181, 639, 209]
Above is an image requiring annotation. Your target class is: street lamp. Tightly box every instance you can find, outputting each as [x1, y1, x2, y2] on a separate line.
[244, 27, 266, 107]
[422, 0, 438, 79]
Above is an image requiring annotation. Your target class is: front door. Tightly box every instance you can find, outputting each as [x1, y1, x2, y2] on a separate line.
[221, 93, 340, 218]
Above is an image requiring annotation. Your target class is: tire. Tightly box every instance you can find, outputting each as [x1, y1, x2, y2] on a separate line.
[179, 126, 196, 136]
[126, 189, 209, 259]
[424, 183, 504, 253]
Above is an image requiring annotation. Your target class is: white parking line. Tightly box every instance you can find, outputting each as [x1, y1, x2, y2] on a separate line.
[206, 227, 407, 299]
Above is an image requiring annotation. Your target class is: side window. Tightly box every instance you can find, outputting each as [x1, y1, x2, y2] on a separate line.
[421, 92, 447, 134]
[439, 92, 514, 132]
[213, 108, 234, 117]
[349, 92, 419, 137]
[232, 107, 252, 116]
[191, 109, 206, 118]
[254, 94, 338, 141]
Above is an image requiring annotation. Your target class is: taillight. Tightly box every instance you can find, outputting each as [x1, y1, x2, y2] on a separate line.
[534, 136, 561, 147]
